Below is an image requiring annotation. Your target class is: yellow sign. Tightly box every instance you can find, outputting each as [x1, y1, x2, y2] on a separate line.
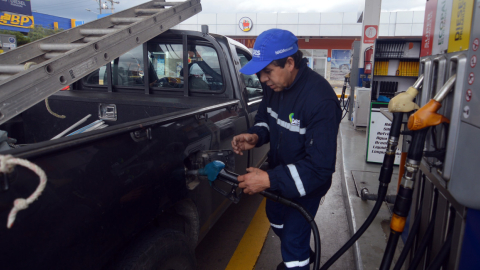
[0, 12, 34, 29]
[448, 0, 474, 53]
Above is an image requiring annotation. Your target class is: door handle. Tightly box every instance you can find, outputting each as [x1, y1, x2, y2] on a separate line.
[131, 128, 152, 142]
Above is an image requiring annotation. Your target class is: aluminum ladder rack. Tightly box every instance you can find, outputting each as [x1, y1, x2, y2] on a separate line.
[0, 0, 201, 125]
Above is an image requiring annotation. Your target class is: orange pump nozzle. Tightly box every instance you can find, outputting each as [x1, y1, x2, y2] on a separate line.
[407, 74, 456, 131]
[407, 100, 450, 130]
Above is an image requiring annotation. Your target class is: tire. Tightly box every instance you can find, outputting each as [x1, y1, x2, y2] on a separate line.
[116, 229, 196, 270]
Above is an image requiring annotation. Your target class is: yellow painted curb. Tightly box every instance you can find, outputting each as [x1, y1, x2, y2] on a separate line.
[225, 198, 270, 270]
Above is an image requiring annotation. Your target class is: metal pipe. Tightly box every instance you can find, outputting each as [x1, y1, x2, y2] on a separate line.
[80, 29, 117, 35]
[135, 9, 163, 14]
[0, 65, 31, 73]
[360, 188, 396, 204]
[153, 2, 183, 6]
[83, 37, 101, 43]
[44, 53, 64, 59]
[110, 17, 143, 24]
[39, 43, 84, 51]
[433, 74, 456, 102]
[413, 74, 424, 89]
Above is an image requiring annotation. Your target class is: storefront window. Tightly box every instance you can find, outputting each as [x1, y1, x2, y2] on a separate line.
[301, 49, 328, 78]
[330, 49, 352, 81]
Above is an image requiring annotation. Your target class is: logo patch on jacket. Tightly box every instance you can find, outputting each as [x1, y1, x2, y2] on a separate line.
[289, 113, 300, 126]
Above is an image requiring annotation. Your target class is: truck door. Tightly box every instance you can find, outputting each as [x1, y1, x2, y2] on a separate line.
[235, 48, 269, 168]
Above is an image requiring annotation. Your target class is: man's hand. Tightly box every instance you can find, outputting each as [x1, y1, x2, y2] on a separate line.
[237, 167, 270, 195]
[231, 133, 259, 155]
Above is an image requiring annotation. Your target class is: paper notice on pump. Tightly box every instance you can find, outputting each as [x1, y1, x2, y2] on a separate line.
[432, 0, 453, 55]
[366, 103, 403, 164]
[448, 0, 475, 53]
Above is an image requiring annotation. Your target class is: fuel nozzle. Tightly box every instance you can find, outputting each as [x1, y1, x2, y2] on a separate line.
[388, 75, 424, 113]
[407, 74, 456, 131]
[188, 160, 242, 203]
[187, 160, 225, 184]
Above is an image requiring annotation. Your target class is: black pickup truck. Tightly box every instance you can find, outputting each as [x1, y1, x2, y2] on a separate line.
[0, 29, 269, 269]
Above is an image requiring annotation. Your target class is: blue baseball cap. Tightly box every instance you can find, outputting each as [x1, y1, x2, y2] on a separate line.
[240, 29, 299, 75]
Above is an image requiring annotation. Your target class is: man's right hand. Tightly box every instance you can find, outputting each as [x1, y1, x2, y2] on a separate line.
[231, 133, 259, 155]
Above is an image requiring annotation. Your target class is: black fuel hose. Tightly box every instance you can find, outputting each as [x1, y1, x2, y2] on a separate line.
[407, 189, 439, 270]
[392, 178, 426, 270]
[217, 170, 321, 270]
[320, 185, 388, 270]
[260, 190, 321, 270]
[382, 231, 401, 268]
[320, 112, 403, 270]
[379, 128, 430, 270]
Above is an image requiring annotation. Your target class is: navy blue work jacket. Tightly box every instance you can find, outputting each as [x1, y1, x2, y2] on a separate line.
[248, 59, 342, 199]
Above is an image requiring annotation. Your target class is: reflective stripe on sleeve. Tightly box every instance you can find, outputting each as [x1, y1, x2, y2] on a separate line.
[287, 164, 306, 197]
[255, 122, 270, 131]
[284, 258, 310, 268]
[270, 223, 284, 229]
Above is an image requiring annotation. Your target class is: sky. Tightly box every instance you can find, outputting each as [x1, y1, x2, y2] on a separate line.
[30, 0, 426, 22]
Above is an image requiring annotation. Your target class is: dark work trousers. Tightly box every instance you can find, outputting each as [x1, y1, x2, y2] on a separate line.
[266, 194, 323, 269]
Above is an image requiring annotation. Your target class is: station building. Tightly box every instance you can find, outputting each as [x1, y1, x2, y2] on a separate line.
[172, 11, 425, 84]
[0, 11, 83, 33]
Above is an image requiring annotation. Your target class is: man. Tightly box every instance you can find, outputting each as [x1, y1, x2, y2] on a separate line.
[231, 29, 341, 270]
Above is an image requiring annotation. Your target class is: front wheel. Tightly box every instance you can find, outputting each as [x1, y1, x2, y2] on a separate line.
[115, 229, 196, 270]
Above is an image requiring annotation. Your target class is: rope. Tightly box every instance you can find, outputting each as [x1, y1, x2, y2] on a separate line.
[45, 98, 66, 119]
[24, 62, 67, 119]
[0, 155, 47, 229]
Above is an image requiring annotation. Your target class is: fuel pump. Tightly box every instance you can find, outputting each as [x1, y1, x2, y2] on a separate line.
[379, 74, 456, 270]
[318, 75, 424, 270]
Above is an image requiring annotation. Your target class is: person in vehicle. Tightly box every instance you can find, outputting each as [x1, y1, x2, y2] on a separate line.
[231, 29, 342, 270]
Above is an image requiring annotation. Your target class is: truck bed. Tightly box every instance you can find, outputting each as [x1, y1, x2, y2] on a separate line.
[3, 91, 234, 146]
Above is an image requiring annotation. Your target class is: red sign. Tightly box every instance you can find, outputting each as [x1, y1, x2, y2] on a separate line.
[468, 72, 475, 85]
[363, 25, 378, 44]
[473, 38, 479, 51]
[420, 0, 438, 57]
[466, 89, 472, 102]
[471, 55, 477, 68]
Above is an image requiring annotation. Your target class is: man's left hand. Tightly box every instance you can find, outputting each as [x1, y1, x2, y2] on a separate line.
[237, 167, 270, 195]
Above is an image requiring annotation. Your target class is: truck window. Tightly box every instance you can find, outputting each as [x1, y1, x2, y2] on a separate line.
[236, 50, 263, 99]
[147, 43, 184, 89]
[187, 44, 223, 93]
[82, 65, 108, 86]
[111, 45, 144, 87]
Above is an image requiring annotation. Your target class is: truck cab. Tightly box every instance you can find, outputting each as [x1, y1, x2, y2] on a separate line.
[0, 29, 269, 269]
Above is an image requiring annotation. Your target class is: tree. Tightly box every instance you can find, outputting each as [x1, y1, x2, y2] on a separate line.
[28, 25, 63, 42]
[0, 25, 64, 47]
